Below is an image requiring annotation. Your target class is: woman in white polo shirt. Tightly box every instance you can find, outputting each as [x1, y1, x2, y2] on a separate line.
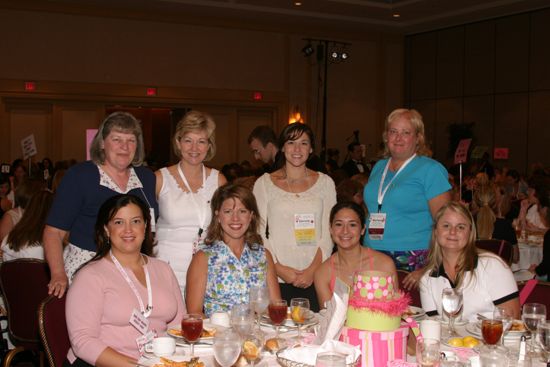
[419, 201, 520, 321]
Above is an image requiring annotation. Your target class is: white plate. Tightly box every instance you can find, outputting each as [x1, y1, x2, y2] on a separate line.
[469, 320, 526, 338]
[139, 354, 191, 366]
[465, 321, 525, 340]
[403, 306, 426, 320]
[260, 310, 318, 329]
[167, 322, 224, 342]
[142, 346, 187, 360]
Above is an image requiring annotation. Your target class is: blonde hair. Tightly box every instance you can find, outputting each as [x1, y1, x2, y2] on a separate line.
[382, 108, 432, 157]
[173, 110, 216, 161]
[473, 184, 497, 240]
[424, 202, 478, 289]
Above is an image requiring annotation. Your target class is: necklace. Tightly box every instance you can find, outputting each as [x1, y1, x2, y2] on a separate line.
[284, 167, 308, 198]
[337, 248, 364, 284]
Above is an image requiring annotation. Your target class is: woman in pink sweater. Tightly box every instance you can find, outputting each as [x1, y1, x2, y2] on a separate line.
[65, 194, 185, 367]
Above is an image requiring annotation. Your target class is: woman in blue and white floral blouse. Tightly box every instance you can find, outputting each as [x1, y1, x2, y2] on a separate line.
[186, 183, 281, 317]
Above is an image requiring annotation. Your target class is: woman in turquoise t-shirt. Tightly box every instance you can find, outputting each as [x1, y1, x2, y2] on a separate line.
[363, 108, 451, 287]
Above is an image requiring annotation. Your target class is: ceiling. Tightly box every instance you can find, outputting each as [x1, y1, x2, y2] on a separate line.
[3, 0, 550, 35]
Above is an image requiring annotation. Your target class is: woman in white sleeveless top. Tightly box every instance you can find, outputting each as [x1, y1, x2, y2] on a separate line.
[155, 110, 226, 299]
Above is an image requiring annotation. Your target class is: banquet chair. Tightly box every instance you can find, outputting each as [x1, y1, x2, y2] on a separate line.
[475, 239, 513, 265]
[517, 280, 550, 309]
[38, 295, 70, 367]
[0, 259, 50, 367]
[396, 269, 422, 307]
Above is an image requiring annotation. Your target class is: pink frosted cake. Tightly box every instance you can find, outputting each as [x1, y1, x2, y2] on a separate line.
[345, 271, 409, 331]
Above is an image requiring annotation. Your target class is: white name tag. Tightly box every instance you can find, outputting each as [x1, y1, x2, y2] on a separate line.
[294, 213, 316, 246]
[368, 212, 386, 240]
[149, 208, 156, 233]
[130, 308, 150, 335]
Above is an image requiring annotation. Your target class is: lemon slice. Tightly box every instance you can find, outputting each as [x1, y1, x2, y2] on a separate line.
[243, 340, 259, 359]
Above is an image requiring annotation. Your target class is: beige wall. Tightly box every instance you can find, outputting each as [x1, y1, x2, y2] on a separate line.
[0, 8, 403, 167]
[405, 8, 550, 174]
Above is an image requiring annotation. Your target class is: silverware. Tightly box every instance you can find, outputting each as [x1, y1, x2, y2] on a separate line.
[477, 313, 489, 321]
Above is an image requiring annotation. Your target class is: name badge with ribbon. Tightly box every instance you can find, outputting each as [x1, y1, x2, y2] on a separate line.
[294, 213, 316, 246]
[368, 212, 386, 240]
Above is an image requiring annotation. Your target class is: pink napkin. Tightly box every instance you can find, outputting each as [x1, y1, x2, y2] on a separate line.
[519, 279, 538, 305]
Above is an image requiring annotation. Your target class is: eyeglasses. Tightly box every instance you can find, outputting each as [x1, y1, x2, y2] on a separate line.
[387, 129, 415, 138]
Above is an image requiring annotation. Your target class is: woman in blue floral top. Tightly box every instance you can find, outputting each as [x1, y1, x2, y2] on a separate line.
[186, 183, 281, 317]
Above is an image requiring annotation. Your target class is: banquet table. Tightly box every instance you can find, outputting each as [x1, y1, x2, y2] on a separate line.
[139, 317, 548, 367]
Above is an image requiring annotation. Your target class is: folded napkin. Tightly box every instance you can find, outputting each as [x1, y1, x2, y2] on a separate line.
[314, 278, 349, 344]
[278, 340, 361, 365]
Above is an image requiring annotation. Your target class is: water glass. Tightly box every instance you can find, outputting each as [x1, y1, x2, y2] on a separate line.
[522, 303, 546, 352]
[537, 321, 550, 363]
[416, 338, 441, 367]
[315, 352, 347, 367]
[479, 345, 508, 367]
[242, 331, 264, 367]
[441, 288, 463, 337]
[213, 329, 241, 367]
[230, 304, 254, 337]
[290, 297, 310, 341]
[494, 306, 513, 344]
[249, 285, 269, 330]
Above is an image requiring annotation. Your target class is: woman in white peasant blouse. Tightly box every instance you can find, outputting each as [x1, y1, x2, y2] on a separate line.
[253, 123, 336, 312]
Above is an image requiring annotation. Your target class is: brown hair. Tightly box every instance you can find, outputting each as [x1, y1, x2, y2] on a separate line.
[204, 183, 262, 247]
[7, 189, 53, 251]
[90, 194, 153, 262]
[382, 108, 432, 158]
[90, 111, 145, 166]
[173, 110, 217, 161]
[14, 178, 46, 209]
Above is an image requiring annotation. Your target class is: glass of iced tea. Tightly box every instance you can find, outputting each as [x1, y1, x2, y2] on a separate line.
[482, 319, 504, 347]
[268, 299, 288, 339]
[181, 313, 203, 357]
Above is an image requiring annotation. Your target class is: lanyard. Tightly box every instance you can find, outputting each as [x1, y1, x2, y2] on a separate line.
[377, 154, 416, 212]
[110, 250, 153, 318]
[177, 163, 207, 237]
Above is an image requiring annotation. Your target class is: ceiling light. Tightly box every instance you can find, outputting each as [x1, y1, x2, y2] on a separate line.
[331, 51, 339, 59]
[393, 13, 400, 18]
[302, 43, 314, 57]
[294, 1, 302, 5]
[341, 52, 349, 60]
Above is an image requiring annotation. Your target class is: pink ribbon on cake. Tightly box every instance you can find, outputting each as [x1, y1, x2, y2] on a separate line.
[348, 292, 411, 316]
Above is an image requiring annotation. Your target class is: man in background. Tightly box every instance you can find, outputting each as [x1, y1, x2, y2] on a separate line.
[248, 125, 280, 173]
[341, 142, 369, 177]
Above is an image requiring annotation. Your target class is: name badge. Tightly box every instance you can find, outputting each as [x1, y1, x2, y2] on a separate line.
[368, 212, 386, 240]
[294, 213, 316, 246]
[149, 208, 156, 233]
[130, 308, 150, 335]
[136, 330, 155, 354]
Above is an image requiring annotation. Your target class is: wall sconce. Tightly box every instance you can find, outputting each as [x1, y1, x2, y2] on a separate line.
[289, 105, 304, 124]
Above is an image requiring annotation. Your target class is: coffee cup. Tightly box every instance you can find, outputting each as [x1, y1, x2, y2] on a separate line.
[210, 312, 231, 328]
[145, 336, 176, 357]
[420, 319, 441, 341]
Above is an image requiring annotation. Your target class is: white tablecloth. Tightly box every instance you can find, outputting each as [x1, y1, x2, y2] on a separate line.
[511, 243, 542, 271]
[141, 319, 547, 367]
